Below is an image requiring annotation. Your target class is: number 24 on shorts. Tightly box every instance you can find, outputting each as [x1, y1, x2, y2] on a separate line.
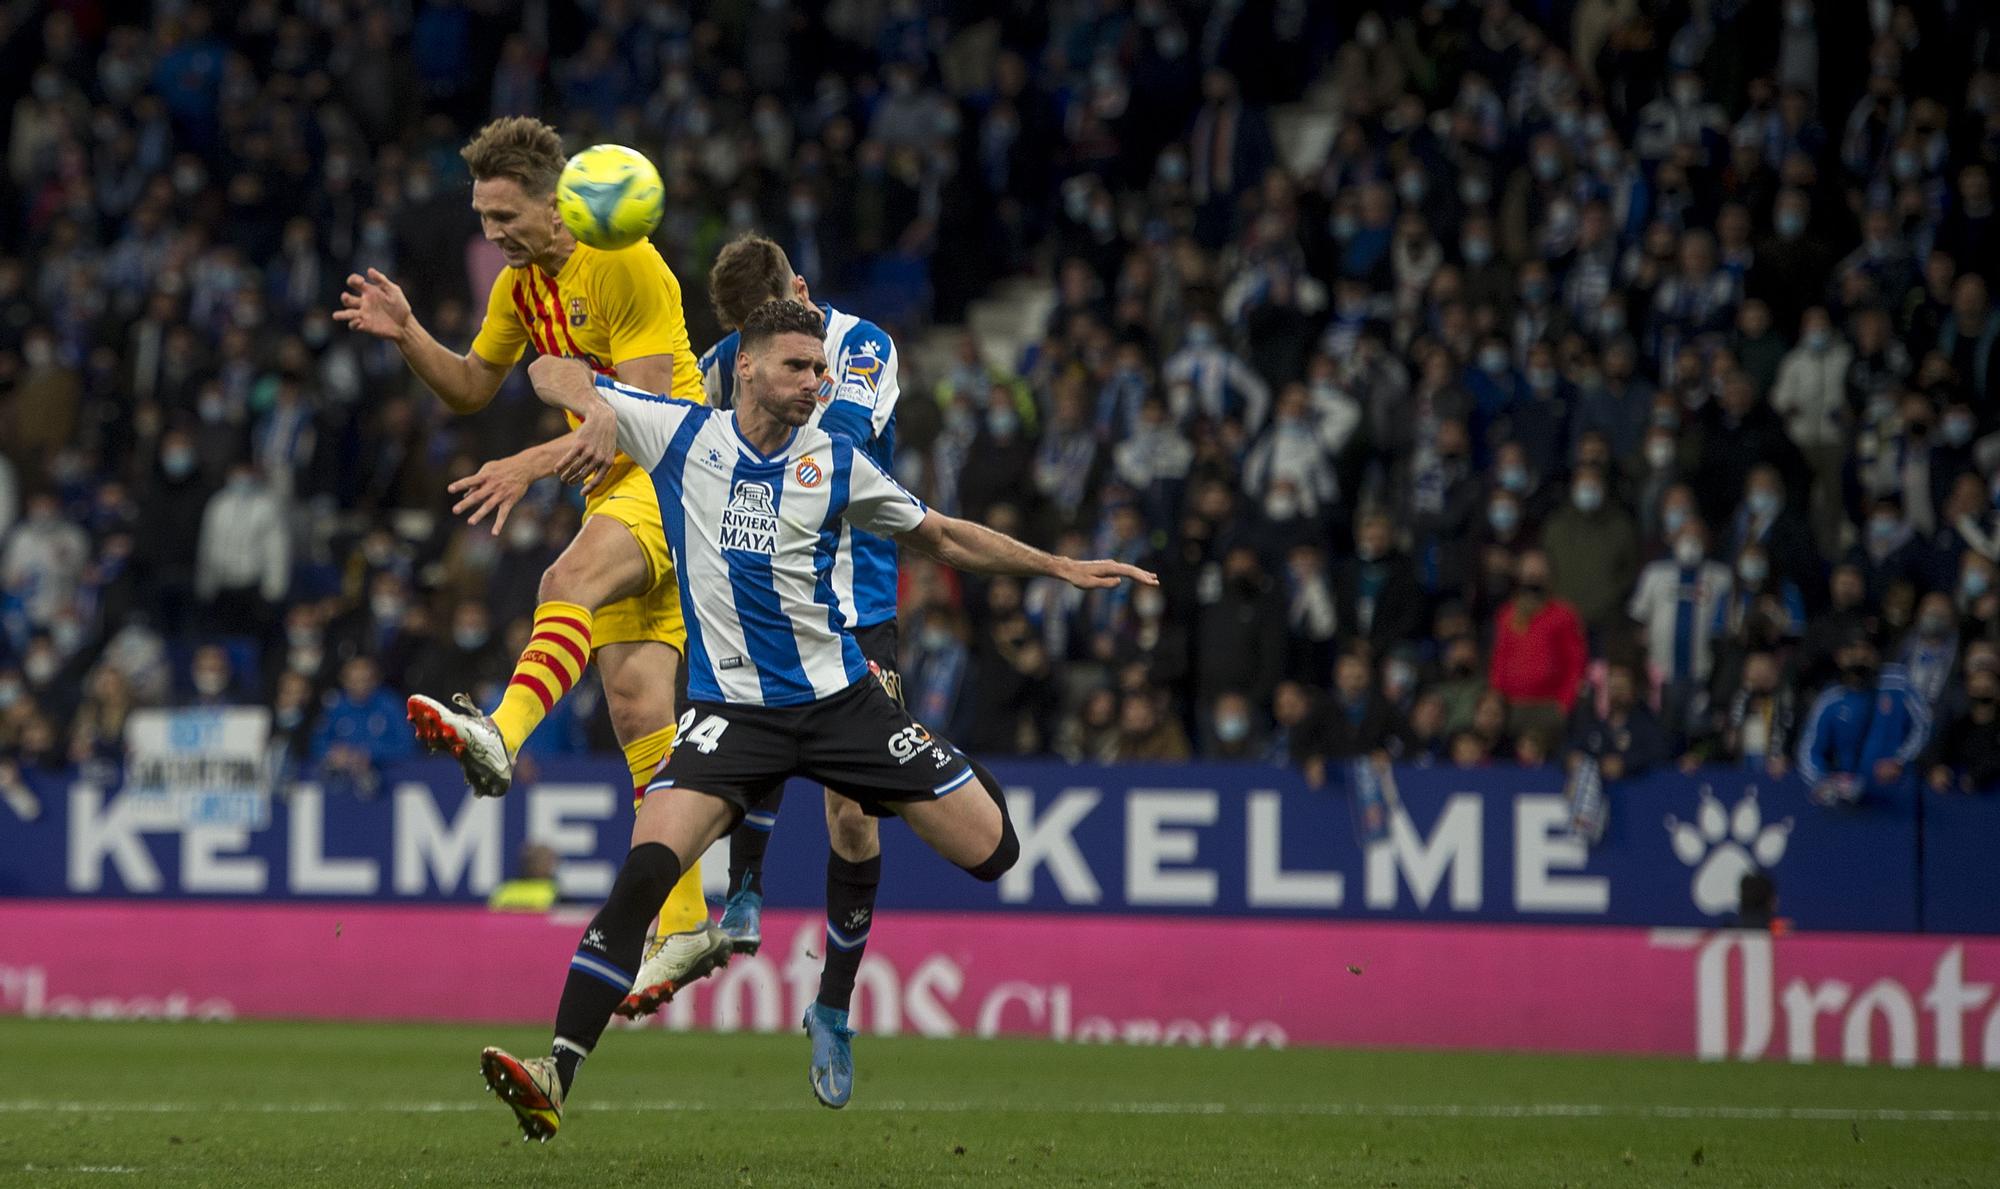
[674, 709, 730, 754]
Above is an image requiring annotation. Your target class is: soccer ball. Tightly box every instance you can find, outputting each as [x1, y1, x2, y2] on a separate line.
[556, 144, 664, 251]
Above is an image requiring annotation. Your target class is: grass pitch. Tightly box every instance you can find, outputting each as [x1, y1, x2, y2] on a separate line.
[1, 1018, 1994, 1187]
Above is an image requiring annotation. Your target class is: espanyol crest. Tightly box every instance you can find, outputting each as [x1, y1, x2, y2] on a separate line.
[795, 457, 824, 488]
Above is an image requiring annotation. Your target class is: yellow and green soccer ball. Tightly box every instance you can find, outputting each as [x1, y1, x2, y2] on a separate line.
[556, 144, 664, 250]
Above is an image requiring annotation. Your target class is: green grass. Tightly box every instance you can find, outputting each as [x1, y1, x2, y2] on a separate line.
[0, 1018, 1994, 1187]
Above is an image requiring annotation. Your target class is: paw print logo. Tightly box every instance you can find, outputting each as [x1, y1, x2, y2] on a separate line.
[1664, 786, 1793, 915]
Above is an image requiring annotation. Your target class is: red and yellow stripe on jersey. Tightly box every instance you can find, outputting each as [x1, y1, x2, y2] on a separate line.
[470, 239, 705, 489]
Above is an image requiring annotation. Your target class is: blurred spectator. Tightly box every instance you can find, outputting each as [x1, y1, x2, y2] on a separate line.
[1324, 651, 1399, 761]
[1696, 650, 1798, 779]
[1198, 545, 1285, 714]
[1107, 691, 1191, 763]
[1334, 511, 1425, 658]
[1268, 679, 1334, 788]
[1490, 551, 1587, 736]
[488, 843, 560, 913]
[1566, 661, 1670, 783]
[1894, 593, 1961, 711]
[179, 644, 244, 709]
[1923, 662, 2000, 794]
[1770, 306, 1851, 548]
[1541, 463, 1640, 635]
[1796, 633, 1930, 802]
[1199, 690, 1265, 761]
[194, 461, 290, 634]
[310, 656, 414, 796]
[1627, 516, 1732, 735]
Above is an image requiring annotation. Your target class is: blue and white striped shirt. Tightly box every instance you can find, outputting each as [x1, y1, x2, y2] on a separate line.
[698, 303, 902, 628]
[594, 376, 927, 707]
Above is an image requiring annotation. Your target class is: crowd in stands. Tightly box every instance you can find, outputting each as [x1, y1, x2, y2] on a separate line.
[2, 0, 1998, 801]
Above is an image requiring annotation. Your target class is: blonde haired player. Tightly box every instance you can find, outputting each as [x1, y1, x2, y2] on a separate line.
[333, 116, 727, 1008]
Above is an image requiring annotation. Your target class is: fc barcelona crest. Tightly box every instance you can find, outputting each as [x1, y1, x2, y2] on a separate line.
[568, 297, 588, 326]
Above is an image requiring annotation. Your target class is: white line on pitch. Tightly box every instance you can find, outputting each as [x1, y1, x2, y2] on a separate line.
[1, 1101, 1994, 1123]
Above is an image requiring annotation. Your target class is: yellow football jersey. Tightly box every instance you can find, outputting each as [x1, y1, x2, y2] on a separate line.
[470, 240, 705, 478]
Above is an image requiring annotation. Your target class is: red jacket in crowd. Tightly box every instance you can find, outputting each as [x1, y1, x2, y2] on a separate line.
[1489, 596, 1588, 712]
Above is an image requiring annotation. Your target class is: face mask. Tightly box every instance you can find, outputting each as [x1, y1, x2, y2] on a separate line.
[789, 198, 817, 223]
[454, 626, 489, 650]
[1919, 612, 1953, 638]
[1520, 279, 1549, 305]
[371, 595, 405, 622]
[1806, 328, 1830, 351]
[1528, 366, 1557, 391]
[1645, 439, 1675, 470]
[1134, 591, 1165, 618]
[163, 449, 196, 479]
[1775, 209, 1806, 240]
[0, 680, 19, 708]
[1892, 151, 1920, 181]
[1266, 495, 1301, 519]
[1480, 346, 1510, 376]
[987, 408, 1019, 438]
[1462, 237, 1494, 265]
[276, 706, 305, 729]
[1673, 82, 1702, 107]
[1573, 484, 1605, 512]
[1747, 489, 1780, 519]
[1870, 516, 1900, 542]
[1332, 214, 1358, 239]
[193, 668, 230, 696]
[287, 625, 319, 649]
[1499, 464, 1528, 493]
[1215, 715, 1249, 743]
[1738, 556, 1769, 585]
[1675, 538, 1704, 568]
[1663, 507, 1689, 537]
[1964, 571, 1992, 601]
[24, 653, 58, 684]
[1942, 415, 1975, 446]
[1532, 154, 1562, 183]
[50, 621, 82, 654]
[1459, 176, 1491, 206]
[1599, 307, 1626, 335]
[1594, 145, 1622, 175]
[921, 627, 953, 651]
[1488, 502, 1520, 534]
[1184, 323, 1217, 349]
[1397, 173, 1426, 203]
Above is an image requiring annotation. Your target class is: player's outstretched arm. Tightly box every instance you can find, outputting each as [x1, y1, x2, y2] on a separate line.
[334, 269, 509, 414]
[448, 436, 595, 533]
[897, 511, 1158, 591]
[526, 356, 621, 489]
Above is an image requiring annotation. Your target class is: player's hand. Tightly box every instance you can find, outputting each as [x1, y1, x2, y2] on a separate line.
[554, 409, 619, 495]
[449, 452, 543, 534]
[333, 268, 412, 341]
[1058, 558, 1159, 591]
[1873, 758, 1903, 785]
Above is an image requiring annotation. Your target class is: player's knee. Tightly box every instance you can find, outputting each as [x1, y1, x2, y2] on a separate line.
[959, 769, 1018, 882]
[610, 841, 683, 908]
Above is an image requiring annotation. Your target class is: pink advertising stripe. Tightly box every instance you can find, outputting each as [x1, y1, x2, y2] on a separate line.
[2, 904, 1998, 1068]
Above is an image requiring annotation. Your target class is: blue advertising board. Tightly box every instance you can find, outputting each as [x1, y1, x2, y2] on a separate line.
[0, 759, 1971, 933]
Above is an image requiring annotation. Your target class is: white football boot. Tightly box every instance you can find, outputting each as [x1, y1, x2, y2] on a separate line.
[407, 693, 514, 798]
[617, 922, 734, 1018]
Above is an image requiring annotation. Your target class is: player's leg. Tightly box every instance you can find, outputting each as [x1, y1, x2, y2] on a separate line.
[719, 786, 781, 953]
[890, 755, 1016, 878]
[481, 784, 739, 1141]
[802, 790, 881, 1108]
[407, 513, 647, 794]
[600, 639, 728, 1016]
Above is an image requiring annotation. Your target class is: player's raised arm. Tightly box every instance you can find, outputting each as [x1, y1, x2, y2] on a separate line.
[335, 268, 511, 413]
[525, 356, 687, 479]
[899, 510, 1157, 590]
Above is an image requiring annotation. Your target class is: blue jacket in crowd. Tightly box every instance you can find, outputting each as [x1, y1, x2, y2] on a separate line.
[1795, 667, 1931, 789]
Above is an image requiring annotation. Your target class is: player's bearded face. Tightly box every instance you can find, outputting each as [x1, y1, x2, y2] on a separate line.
[743, 334, 827, 428]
